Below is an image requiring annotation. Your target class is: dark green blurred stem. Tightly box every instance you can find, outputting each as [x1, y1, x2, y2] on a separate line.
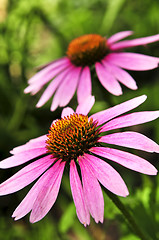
[104, 188, 151, 240]
[100, 0, 126, 33]
[8, 94, 27, 131]
[149, 176, 157, 233]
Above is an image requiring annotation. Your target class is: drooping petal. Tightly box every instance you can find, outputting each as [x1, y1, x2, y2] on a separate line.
[70, 160, 90, 226]
[110, 33, 159, 50]
[12, 182, 38, 220]
[36, 67, 73, 108]
[95, 62, 123, 96]
[102, 61, 137, 90]
[0, 155, 55, 195]
[0, 148, 47, 169]
[78, 156, 104, 223]
[90, 95, 147, 126]
[28, 57, 69, 84]
[12, 159, 63, 221]
[10, 135, 47, 155]
[76, 95, 95, 115]
[107, 53, 159, 71]
[35, 60, 59, 71]
[30, 161, 65, 223]
[59, 67, 82, 107]
[107, 31, 133, 45]
[83, 153, 129, 197]
[29, 135, 47, 143]
[24, 84, 43, 96]
[99, 131, 159, 153]
[77, 66, 92, 103]
[101, 111, 159, 132]
[61, 107, 74, 118]
[24, 61, 71, 95]
[90, 147, 157, 175]
[51, 66, 81, 111]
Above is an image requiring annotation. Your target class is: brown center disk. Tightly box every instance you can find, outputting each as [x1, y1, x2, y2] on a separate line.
[66, 34, 109, 66]
[46, 113, 100, 161]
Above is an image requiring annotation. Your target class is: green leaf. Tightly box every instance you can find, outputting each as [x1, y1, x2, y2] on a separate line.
[59, 202, 76, 233]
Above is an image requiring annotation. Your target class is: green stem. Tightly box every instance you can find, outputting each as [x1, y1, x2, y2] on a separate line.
[100, 0, 126, 33]
[104, 188, 151, 240]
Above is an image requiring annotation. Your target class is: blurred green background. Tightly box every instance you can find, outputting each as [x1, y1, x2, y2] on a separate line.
[0, 0, 159, 239]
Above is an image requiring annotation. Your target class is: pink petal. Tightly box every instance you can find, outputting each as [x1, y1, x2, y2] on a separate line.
[70, 160, 90, 226]
[110, 33, 159, 50]
[61, 107, 74, 118]
[78, 156, 104, 223]
[90, 95, 147, 126]
[12, 159, 63, 221]
[0, 148, 47, 169]
[24, 61, 71, 95]
[101, 111, 159, 132]
[77, 66, 92, 103]
[36, 67, 73, 108]
[102, 61, 137, 90]
[99, 131, 159, 153]
[51, 66, 81, 111]
[107, 52, 159, 71]
[34, 60, 59, 71]
[0, 155, 55, 195]
[107, 31, 133, 45]
[12, 183, 38, 220]
[95, 62, 122, 96]
[10, 135, 47, 155]
[24, 84, 43, 96]
[76, 95, 95, 115]
[29, 135, 47, 143]
[90, 147, 157, 175]
[28, 57, 69, 84]
[30, 161, 65, 223]
[83, 153, 129, 197]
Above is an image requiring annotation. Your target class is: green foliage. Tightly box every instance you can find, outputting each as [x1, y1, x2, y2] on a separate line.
[59, 203, 76, 233]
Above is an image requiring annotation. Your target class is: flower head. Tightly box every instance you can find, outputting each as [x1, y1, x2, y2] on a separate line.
[24, 31, 159, 111]
[66, 34, 109, 66]
[0, 95, 159, 225]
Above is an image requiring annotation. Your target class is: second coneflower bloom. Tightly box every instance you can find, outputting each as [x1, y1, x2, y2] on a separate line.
[0, 95, 159, 225]
[24, 31, 159, 111]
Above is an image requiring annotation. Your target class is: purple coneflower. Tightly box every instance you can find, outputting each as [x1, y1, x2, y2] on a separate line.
[24, 31, 159, 111]
[0, 95, 159, 225]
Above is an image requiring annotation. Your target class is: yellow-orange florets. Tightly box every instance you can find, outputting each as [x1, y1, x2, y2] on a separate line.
[66, 34, 109, 66]
[46, 113, 100, 161]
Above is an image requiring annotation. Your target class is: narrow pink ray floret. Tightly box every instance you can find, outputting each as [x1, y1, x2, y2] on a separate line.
[24, 31, 159, 111]
[0, 95, 159, 225]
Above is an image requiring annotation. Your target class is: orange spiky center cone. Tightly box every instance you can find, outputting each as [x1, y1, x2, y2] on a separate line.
[46, 113, 100, 161]
[66, 34, 109, 66]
